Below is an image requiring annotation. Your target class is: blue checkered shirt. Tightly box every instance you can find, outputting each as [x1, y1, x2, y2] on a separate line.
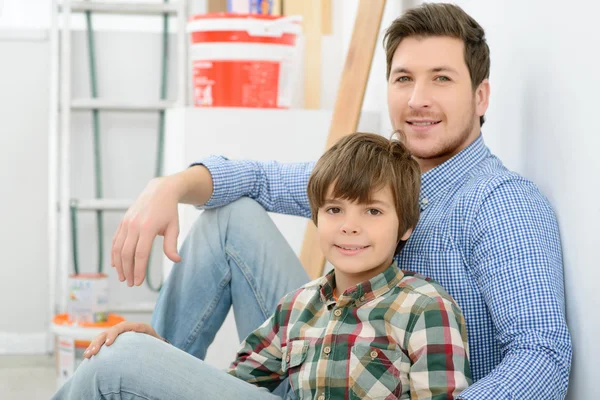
[198, 135, 572, 399]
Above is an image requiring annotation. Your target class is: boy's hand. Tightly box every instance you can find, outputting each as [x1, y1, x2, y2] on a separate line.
[83, 322, 166, 359]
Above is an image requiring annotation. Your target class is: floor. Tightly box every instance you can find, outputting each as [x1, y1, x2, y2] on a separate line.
[0, 354, 56, 399]
[0, 311, 240, 399]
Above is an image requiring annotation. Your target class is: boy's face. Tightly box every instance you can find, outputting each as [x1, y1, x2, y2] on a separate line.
[387, 36, 490, 172]
[317, 185, 410, 282]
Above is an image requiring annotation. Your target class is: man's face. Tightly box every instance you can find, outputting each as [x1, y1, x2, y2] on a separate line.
[387, 36, 490, 172]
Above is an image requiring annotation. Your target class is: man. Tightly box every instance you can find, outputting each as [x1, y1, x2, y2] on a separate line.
[111, 3, 571, 398]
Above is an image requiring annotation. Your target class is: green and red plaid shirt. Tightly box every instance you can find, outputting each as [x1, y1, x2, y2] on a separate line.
[228, 262, 471, 399]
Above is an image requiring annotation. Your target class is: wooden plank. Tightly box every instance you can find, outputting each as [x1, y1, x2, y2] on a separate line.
[271, 0, 282, 15]
[321, 0, 332, 35]
[207, 0, 227, 13]
[284, 0, 322, 109]
[299, 0, 387, 279]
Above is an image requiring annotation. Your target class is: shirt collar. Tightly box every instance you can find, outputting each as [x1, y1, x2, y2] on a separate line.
[318, 261, 404, 307]
[419, 134, 490, 211]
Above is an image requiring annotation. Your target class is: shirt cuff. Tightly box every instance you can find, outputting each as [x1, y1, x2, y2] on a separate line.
[190, 155, 256, 209]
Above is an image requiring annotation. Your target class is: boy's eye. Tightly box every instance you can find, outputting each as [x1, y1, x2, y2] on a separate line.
[367, 209, 382, 216]
[435, 75, 451, 82]
[326, 207, 341, 214]
[395, 76, 411, 83]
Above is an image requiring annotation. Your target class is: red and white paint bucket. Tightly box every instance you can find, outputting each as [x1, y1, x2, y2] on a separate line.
[188, 13, 302, 108]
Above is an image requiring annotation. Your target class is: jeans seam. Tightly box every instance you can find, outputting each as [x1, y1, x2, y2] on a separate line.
[100, 390, 152, 400]
[225, 244, 271, 320]
[182, 268, 232, 353]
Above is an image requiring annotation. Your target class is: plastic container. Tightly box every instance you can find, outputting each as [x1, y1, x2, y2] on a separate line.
[51, 313, 125, 388]
[188, 13, 302, 108]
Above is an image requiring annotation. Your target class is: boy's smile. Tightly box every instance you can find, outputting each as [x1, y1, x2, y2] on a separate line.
[317, 185, 411, 293]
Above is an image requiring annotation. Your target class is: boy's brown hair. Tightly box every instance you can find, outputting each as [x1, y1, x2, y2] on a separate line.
[383, 2, 490, 126]
[307, 132, 420, 243]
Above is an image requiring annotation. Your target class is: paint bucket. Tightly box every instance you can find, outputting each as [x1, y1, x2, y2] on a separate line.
[51, 313, 125, 388]
[188, 13, 302, 108]
[67, 273, 109, 323]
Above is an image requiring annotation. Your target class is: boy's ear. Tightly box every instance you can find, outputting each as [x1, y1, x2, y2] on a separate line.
[399, 228, 413, 241]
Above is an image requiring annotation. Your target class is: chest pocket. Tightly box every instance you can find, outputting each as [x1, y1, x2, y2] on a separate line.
[282, 340, 309, 396]
[349, 345, 403, 400]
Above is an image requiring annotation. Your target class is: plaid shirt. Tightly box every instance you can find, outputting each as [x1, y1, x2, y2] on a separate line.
[228, 262, 471, 399]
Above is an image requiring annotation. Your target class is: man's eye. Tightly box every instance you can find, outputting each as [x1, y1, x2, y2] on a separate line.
[326, 207, 341, 214]
[367, 209, 382, 216]
[436, 76, 451, 82]
[396, 76, 411, 83]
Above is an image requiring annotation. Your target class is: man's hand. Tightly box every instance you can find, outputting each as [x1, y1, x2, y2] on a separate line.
[111, 165, 213, 286]
[83, 322, 165, 359]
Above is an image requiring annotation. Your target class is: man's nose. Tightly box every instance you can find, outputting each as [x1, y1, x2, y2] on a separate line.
[408, 82, 432, 109]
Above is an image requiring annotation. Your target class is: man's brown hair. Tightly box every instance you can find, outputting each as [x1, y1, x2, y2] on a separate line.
[384, 2, 490, 126]
[307, 132, 420, 242]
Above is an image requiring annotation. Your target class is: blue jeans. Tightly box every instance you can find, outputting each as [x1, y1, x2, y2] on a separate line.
[52, 198, 310, 399]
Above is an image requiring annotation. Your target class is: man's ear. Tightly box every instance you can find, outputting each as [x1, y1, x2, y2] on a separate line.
[399, 227, 413, 241]
[476, 79, 490, 119]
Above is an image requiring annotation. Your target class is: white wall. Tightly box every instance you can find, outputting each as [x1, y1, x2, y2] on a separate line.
[0, 35, 50, 351]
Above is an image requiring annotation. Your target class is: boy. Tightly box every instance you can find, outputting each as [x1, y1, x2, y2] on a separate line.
[62, 133, 470, 399]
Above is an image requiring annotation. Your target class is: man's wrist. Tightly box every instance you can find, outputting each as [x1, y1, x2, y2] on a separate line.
[172, 165, 213, 205]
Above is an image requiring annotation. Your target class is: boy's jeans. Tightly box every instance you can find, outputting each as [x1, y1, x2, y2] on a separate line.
[52, 198, 309, 399]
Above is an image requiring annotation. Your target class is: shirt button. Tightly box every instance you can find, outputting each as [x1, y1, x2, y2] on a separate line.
[370, 350, 378, 358]
[334, 309, 342, 317]
[323, 346, 331, 354]
[421, 197, 429, 205]
[318, 395, 325, 400]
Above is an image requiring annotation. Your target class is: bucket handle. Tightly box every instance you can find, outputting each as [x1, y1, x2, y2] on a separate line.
[247, 15, 303, 37]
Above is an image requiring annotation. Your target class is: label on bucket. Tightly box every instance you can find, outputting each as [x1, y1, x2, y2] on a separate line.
[57, 337, 75, 387]
[67, 274, 109, 324]
[193, 59, 291, 108]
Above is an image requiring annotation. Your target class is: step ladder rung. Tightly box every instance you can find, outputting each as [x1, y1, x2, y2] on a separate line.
[70, 198, 133, 211]
[71, 99, 176, 112]
[66, 1, 179, 15]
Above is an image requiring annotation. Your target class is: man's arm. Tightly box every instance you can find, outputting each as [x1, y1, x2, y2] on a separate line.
[457, 179, 572, 399]
[194, 156, 315, 218]
[406, 296, 471, 399]
[111, 157, 313, 286]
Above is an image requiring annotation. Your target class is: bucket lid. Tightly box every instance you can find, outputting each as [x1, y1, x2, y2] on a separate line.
[188, 13, 302, 37]
[52, 313, 124, 328]
[189, 12, 295, 22]
[69, 273, 108, 279]
[51, 313, 126, 339]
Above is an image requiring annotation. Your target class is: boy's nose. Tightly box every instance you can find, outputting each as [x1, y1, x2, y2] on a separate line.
[341, 225, 360, 235]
